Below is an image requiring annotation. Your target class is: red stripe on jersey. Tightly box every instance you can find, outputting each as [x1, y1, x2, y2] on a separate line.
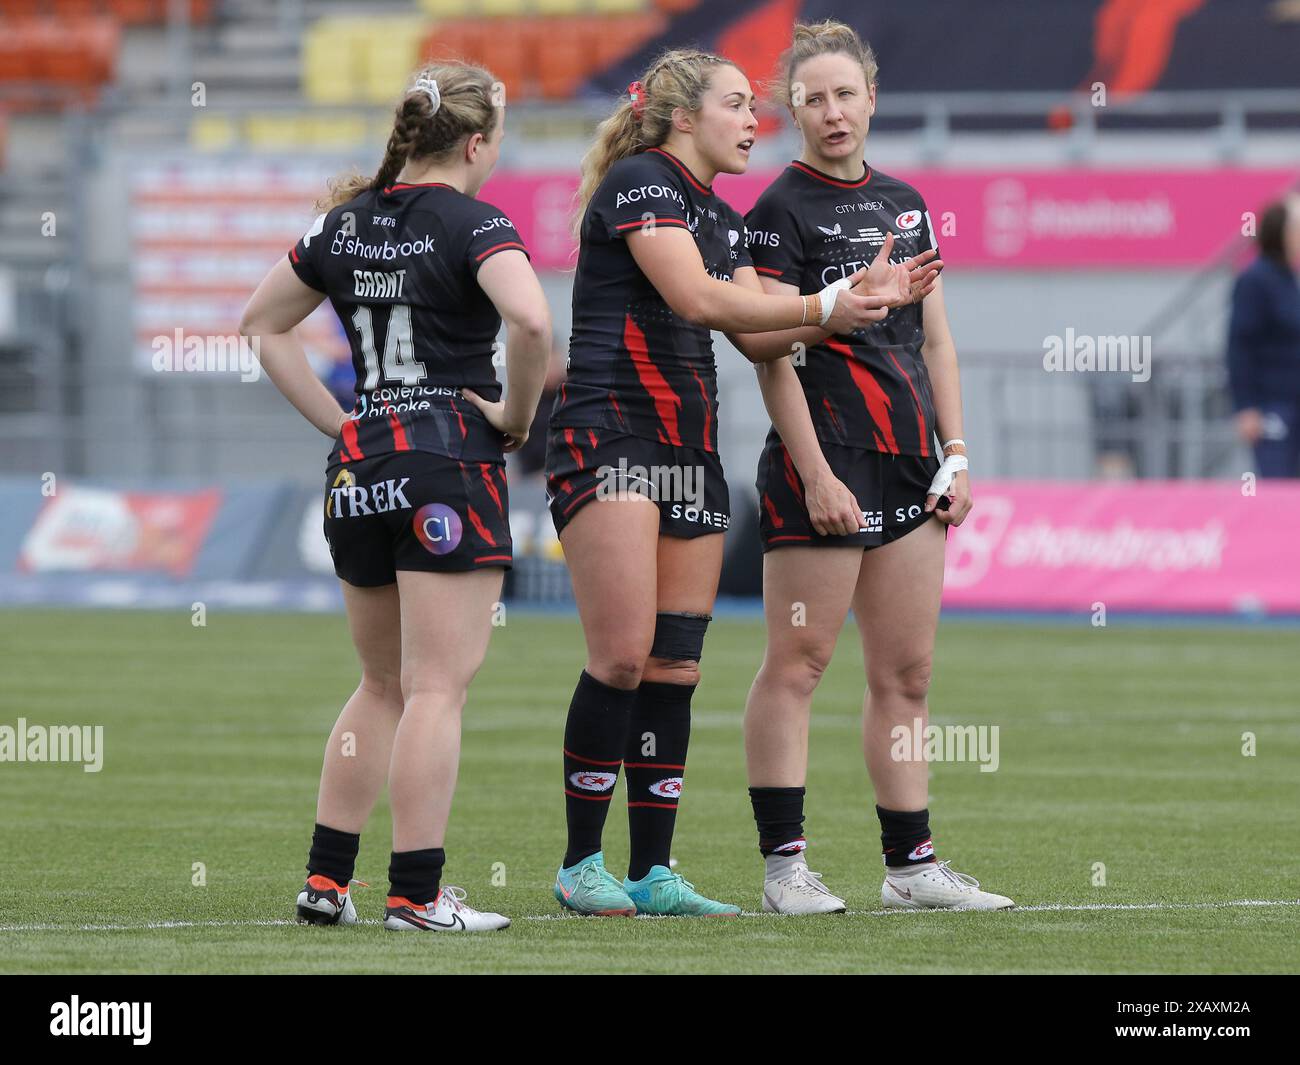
[340, 419, 365, 461]
[385, 182, 454, 192]
[585, 428, 598, 448]
[563, 427, 584, 469]
[885, 349, 930, 457]
[761, 490, 784, 529]
[689, 367, 713, 452]
[614, 218, 690, 231]
[790, 160, 872, 188]
[647, 147, 712, 194]
[479, 463, 504, 516]
[474, 241, 527, 262]
[465, 503, 496, 547]
[388, 411, 411, 451]
[449, 397, 468, 439]
[289, 246, 300, 263]
[475, 554, 512, 563]
[822, 396, 844, 436]
[562, 484, 599, 516]
[768, 534, 812, 543]
[609, 393, 627, 430]
[829, 340, 899, 454]
[754, 265, 784, 277]
[624, 314, 683, 447]
[780, 445, 805, 503]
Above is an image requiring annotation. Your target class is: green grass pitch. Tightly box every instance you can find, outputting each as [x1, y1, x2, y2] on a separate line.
[0, 607, 1297, 974]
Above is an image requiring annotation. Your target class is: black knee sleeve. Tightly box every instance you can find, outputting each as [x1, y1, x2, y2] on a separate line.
[649, 611, 711, 662]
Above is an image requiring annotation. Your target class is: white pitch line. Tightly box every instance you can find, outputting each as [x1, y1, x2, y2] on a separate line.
[0, 899, 1297, 933]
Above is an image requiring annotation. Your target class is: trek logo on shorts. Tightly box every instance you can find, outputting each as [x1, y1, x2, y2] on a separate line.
[328, 477, 412, 518]
[569, 770, 617, 793]
[648, 777, 683, 798]
[413, 502, 462, 555]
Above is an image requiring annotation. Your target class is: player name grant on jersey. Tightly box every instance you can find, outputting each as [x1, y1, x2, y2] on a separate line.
[352, 268, 407, 299]
[0, 718, 104, 772]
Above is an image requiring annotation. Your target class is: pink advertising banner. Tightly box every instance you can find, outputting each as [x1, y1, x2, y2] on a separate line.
[480, 167, 1298, 270]
[941, 480, 1300, 614]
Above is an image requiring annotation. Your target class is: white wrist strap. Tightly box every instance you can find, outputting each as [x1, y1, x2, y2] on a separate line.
[941, 438, 966, 451]
[816, 277, 853, 327]
[927, 453, 968, 499]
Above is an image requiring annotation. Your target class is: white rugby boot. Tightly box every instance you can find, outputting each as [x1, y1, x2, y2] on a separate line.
[881, 860, 1015, 911]
[762, 854, 847, 915]
[384, 885, 511, 932]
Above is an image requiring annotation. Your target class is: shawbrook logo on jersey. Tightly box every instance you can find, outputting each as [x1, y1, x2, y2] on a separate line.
[1, 718, 103, 772]
[50, 996, 150, 1045]
[151, 330, 260, 382]
[331, 230, 436, 261]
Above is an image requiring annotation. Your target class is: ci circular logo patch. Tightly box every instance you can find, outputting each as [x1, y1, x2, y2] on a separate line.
[413, 503, 462, 555]
[895, 209, 922, 230]
[649, 777, 683, 798]
[569, 770, 617, 792]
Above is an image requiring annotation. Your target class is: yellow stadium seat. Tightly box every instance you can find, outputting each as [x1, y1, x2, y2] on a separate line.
[302, 19, 361, 103]
[364, 26, 424, 103]
[189, 113, 237, 151]
[535, 0, 584, 15]
[417, 0, 473, 17]
[593, 0, 647, 14]
[479, 0, 528, 17]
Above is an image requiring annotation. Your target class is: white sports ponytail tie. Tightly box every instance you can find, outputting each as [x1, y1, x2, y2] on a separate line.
[413, 75, 441, 114]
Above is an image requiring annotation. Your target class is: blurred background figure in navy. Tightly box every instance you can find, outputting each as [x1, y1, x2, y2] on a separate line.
[1228, 197, 1300, 478]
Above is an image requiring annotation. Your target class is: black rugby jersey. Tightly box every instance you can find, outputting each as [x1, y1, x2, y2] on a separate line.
[745, 161, 939, 457]
[549, 147, 753, 453]
[288, 181, 529, 466]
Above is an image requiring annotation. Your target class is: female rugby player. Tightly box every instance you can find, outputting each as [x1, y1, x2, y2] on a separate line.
[240, 62, 550, 932]
[736, 21, 1014, 913]
[545, 49, 914, 917]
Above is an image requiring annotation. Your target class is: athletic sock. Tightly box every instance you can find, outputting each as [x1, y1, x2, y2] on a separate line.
[388, 847, 446, 905]
[306, 822, 360, 887]
[562, 670, 637, 869]
[624, 679, 692, 882]
[749, 785, 807, 859]
[877, 805, 936, 868]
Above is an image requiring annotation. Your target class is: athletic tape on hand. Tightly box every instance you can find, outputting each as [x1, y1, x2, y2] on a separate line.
[817, 276, 854, 327]
[927, 453, 968, 500]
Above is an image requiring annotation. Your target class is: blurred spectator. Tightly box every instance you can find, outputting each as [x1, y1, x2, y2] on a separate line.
[1228, 196, 1300, 477]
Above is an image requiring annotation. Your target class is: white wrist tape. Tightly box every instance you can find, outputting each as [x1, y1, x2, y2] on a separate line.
[816, 276, 853, 327]
[927, 453, 968, 499]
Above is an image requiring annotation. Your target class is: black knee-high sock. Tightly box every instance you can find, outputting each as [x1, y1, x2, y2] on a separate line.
[624, 680, 693, 882]
[877, 805, 936, 868]
[388, 847, 445, 905]
[749, 786, 807, 857]
[563, 670, 637, 868]
[307, 822, 360, 886]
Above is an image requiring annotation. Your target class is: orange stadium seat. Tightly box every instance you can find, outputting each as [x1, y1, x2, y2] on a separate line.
[478, 20, 532, 101]
[0, 1, 44, 20]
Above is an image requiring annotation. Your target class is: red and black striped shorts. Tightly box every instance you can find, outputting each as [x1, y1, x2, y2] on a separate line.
[323, 450, 511, 585]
